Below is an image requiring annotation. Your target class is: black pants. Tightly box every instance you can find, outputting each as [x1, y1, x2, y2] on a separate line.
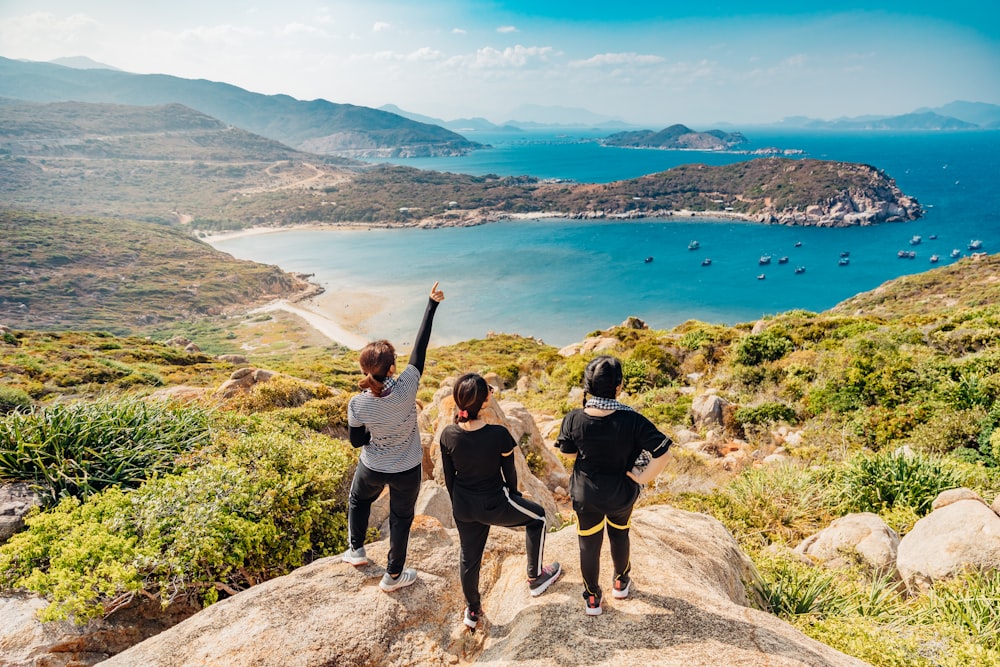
[576, 505, 633, 598]
[452, 488, 546, 611]
[346, 461, 421, 576]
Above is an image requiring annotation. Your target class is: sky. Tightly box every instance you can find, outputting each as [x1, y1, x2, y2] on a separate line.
[1, 1, 998, 126]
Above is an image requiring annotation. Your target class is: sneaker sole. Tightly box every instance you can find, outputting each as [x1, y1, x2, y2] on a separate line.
[529, 566, 562, 597]
[585, 605, 603, 616]
[612, 582, 631, 599]
[342, 557, 368, 566]
[463, 617, 478, 629]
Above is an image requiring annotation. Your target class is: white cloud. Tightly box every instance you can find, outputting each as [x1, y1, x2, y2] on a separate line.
[0, 11, 101, 53]
[570, 52, 665, 68]
[497, 25, 518, 33]
[174, 24, 261, 47]
[373, 21, 391, 32]
[452, 45, 555, 69]
[452, 27, 467, 35]
[361, 47, 444, 63]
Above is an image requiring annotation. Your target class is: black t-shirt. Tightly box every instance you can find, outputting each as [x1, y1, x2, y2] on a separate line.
[439, 423, 518, 496]
[556, 409, 670, 477]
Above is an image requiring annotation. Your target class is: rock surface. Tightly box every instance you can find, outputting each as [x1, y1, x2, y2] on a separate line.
[794, 513, 899, 576]
[99, 507, 869, 666]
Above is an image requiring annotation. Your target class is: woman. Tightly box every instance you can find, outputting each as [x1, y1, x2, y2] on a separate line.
[341, 282, 444, 594]
[555, 355, 672, 616]
[439, 373, 561, 629]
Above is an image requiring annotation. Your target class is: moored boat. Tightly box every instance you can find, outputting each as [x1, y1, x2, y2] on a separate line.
[794, 266, 805, 274]
[701, 258, 712, 266]
[951, 249, 961, 258]
[929, 254, 940, 263]
[778, 256, 789, 264]
[759, 255, 771, 265]
[910, 235, 922, 245]
[969, 239, 983, 250]
[757, 273, 766, 280]
[688, 240, 700, 250]
[644, 256, 654, 263]
[839, 257, 850, 266]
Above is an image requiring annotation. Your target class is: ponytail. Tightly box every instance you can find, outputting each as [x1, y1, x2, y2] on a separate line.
[358, 340, 396, 397]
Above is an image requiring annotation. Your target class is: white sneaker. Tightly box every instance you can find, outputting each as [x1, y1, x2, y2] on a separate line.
[379, 567, 417, 592]
[341, 546, 368, 566]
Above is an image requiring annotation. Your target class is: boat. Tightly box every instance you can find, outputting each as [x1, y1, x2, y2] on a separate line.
[701, 258, 712, 266]
[794, 266, 805, 274]
[929, 234, 938, 240]
[757, 273, 766, 280]
[644, 256, 654, 263]
[688, 240, 700, 250]
[929, 254, 940, 263]
[969, 240, 983, 250]
[839, 257, 850, 266]
[840, 251, 850, 258]
[794, 241, 802, 248]
[951, 249, 961, 258]
[910, 235, 922, 245]
[759, 255, 772, 265]
[778, 256, 789, 264]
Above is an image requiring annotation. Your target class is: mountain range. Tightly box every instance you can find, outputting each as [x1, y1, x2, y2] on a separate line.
[0, 57, 481, 157]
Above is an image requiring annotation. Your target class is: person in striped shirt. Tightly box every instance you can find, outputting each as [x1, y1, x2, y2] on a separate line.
[341, 282, 444, 593]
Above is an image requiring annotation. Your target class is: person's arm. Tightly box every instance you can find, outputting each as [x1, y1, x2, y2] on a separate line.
[349, 424, 371, 448]
[627, 416, 673, 485]
[500, 444, 520, 496]
[440, 438, 456, 496]
[627, 451, 669, 486]
[406, 282, 445, 374]
[555, 412, 579, 462]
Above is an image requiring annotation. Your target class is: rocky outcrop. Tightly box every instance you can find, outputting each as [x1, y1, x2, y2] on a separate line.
[794, 513, 899, 576]
[896, 491, 1000, 592]
[98, 507, 868, 667]
[0, 483, 40, 544]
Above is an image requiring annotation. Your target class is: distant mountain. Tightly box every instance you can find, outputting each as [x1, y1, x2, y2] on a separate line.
[915, 101, 1000, 129]
[601, 124, 747, 150]
[503, 104, 625, 127]
[0, 57, 482, 157]
[776, 110, 982, 131]
[378, 104, 521, 133]
[47, 56, 121, 71]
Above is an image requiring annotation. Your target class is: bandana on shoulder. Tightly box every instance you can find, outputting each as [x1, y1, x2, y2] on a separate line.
[584, 396, 634, 412]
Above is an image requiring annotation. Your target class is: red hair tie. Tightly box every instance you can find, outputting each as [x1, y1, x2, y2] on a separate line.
[457, 409, 469, 419]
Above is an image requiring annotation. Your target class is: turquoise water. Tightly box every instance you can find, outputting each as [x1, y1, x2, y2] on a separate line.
[212, 130, 999, 348]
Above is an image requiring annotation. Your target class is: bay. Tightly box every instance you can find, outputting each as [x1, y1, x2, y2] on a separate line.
[211, 129, 999, 348]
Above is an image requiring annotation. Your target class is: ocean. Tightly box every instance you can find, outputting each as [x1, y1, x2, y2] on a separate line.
[210, 129, 999, 348]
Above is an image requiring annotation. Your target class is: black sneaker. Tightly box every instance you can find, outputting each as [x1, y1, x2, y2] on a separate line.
[612, 574, 631, 599]
[528, 562, 562, 597]
[464, 607, 481, 629]
[584, 590, 603, 616]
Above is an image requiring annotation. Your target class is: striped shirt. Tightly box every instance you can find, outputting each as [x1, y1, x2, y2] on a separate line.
[347, 364, 423, 473]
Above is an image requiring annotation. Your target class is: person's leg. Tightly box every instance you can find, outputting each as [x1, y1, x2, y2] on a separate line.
[485, 491, 547, 578]
[455, 518, 491, 612]
[385, 463, 422, 575]
[346, 461, 385, 550]
[606, 504, 634, 596]
[576, 509, 606, 598]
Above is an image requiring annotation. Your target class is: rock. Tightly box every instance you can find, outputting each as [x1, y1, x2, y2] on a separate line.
[794, 513, 899, 576]
[0, 483, 40, 544]
[673, 429, 699, 445]
[558, 336, 620, 357]
[163, 336, 191, 348]
[414, 480, 455, 530]
[994, 495, 1000, 516]
[691, 394, 729, 430]
[98, 507, 867, 667]
[216, 354, 249, 364]
[931, 487, 985, 511]
[896, 499, 1000, 592]
[214, 368, 277, 398]
[184, 343, 201, 353]
[620, 316, 648, 329]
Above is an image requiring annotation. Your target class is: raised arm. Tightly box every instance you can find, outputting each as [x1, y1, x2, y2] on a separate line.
[406, 281, 445, 374]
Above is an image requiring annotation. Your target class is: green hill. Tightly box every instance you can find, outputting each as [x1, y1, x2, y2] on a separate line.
[0, 57, 482, 157]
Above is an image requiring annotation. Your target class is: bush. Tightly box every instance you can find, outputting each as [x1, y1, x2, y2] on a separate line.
[0, 385, 32, 414]
[0, 398, 210, 506]
[734, 331, 793, 366]
[836, 451, 960, 517]
[906, 407, 986, 455]
[734, 402, 798, 426]
[0, 419, 354, 622]
[227, 375, 334, 413]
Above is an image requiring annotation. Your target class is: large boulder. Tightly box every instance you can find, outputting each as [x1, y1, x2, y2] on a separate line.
[0, 483, 40, 544]
[99, 507, 868, 666]
[794, 513, 899, 576]
[691, 393, 729, 430]
[896, 497, 1000, 592]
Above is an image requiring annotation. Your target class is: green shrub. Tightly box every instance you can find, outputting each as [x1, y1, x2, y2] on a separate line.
[906, 407, 985, 455]
[734, 331, 793, 366]
[0, 419, 354, 622]
[621, 358, 649, 393]
[920, 570, 1000, 651]
[755, 552, 842, 618]
[734, 402, 798, 426]
[0, 398, 210, 506]
[836, 451, 960, 516]
[227, 375, 334, 412]
[0, 385, 32, 414]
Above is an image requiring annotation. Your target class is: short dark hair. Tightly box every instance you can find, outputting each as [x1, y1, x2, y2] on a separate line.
[583, 355, 622, 400]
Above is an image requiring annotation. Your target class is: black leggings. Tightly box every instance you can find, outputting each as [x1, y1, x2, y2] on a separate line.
[452, 488, 547, 611]
[346, 461, 421, 576]
[576, 504, 633, 598]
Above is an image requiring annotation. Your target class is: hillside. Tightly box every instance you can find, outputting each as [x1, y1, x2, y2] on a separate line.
[0, 100, 921, 229]
[0, 209, 314, 334]
[0, 57, 482, 157]
[601, 123, 748, 150]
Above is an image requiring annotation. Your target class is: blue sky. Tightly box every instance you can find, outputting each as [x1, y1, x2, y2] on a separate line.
[1, 1, 997, 125]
